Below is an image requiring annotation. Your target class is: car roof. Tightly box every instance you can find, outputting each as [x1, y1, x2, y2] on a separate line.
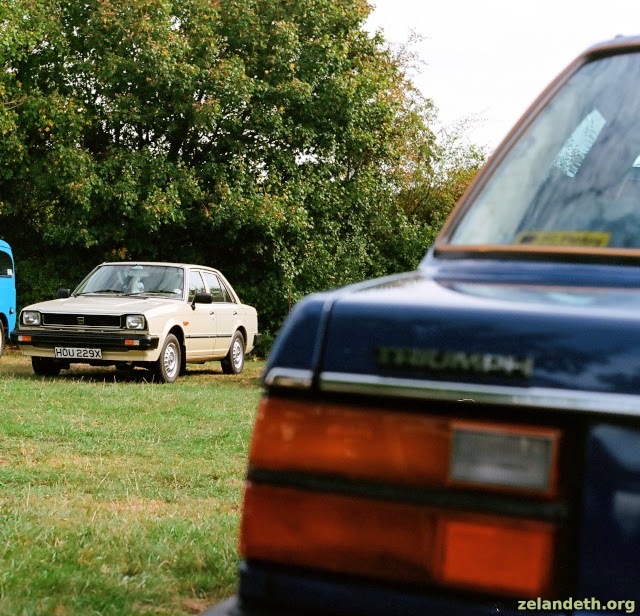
[580, 35, 640, 63]
[586, 34, 640, 52]
[99, 261, 220, 270]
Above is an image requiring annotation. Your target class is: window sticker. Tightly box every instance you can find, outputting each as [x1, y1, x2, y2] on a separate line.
[514, 231, 611, 247]
[551, 109, 606, 177]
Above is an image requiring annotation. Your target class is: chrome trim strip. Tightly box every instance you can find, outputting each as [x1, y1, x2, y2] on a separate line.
[185, 334, 222, 339]
[264, 368, 314, 390]
[319, 372, 640, 416]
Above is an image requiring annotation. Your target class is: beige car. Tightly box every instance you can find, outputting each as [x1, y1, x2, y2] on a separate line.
[11, 262, 259, 382]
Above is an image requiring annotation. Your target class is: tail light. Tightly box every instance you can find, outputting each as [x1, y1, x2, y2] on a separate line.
[242, 483, 557, 597]
[249, 397, 561, 497]
[242, 395, 567, 599]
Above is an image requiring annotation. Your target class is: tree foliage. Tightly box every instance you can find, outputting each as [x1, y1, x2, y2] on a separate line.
[0, 0, 484, 347]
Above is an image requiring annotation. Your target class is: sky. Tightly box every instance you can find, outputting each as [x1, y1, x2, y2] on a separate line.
[365, 0, 640, 151]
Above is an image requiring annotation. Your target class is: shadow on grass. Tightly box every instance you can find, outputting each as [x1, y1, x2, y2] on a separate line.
[1, 345, 265, 387]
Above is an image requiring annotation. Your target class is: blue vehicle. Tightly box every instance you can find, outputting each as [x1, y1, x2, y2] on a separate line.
[0, 240, 16, 357]
[208, 37, 640, 616]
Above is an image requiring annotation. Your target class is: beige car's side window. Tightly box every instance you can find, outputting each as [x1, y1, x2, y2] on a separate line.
[219, 279, 233, 303]
[188, 271, 206, 302]
[202, 272, 230, 303]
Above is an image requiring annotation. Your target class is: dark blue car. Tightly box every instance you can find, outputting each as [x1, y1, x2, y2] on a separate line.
[0, 240, 16, 357]
[207, 36, 640, 616]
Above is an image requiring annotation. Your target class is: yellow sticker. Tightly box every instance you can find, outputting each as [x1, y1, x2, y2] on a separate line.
[514, 231, 611, 248]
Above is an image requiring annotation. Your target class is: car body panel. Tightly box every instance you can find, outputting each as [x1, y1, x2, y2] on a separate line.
[185, 301, 219, 359]
[577, 424, 640, 600]
[319, 271, 640, 396]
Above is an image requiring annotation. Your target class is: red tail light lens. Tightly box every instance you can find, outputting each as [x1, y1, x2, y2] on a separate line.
[241, 482, 434, 584]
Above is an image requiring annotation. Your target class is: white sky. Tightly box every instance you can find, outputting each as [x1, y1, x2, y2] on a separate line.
[366, 0, 640, 151]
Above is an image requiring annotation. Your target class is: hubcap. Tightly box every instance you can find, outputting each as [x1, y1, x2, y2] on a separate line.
[164, 341, 179, 378]
[232, 339, 243, 371]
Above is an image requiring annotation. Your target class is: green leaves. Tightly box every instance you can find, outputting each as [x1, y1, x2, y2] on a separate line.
[1, 0, 484, 343]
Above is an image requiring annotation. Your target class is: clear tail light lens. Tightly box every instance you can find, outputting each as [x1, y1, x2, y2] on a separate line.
[450, 421, 559, 493]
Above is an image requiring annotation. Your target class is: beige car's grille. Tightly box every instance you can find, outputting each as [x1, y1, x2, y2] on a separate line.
[42, 313, 123, 328]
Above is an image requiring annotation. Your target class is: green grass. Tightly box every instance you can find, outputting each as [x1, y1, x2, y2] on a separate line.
[0, 348, 264, 615]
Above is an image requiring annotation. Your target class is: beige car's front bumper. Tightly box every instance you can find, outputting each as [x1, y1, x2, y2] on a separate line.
[11, 328, 160, 362]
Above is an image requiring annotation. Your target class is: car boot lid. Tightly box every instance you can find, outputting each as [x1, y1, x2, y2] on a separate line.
[266, 266, 640, 415]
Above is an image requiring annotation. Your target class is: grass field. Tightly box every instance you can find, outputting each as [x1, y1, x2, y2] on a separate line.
[0, 347, 264, 615]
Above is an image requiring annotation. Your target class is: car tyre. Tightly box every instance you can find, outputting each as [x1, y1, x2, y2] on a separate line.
[32, 356, 62, 377]
[221, 331, 245, 375]
[0, 323, 4, 358]
[115, 362, 135, 378]
[153, 333, 181, 383]
[179, 349, 187, 376]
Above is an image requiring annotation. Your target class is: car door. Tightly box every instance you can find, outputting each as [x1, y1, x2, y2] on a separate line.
[184, 270, 217, 360]
[202, 271, 237, 355]
[0, 245, 16, 341]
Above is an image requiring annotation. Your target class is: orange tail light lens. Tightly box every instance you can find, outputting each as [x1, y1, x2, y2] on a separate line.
[241, 482, 557, 598]
[436, 516, 555, 596]
[250, 396, 450, 486]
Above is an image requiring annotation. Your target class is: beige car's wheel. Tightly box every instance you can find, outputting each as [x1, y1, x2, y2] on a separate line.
[221, 331, 245, 375]
[153, 334, 181, 383]
[32, 356, 62, 377]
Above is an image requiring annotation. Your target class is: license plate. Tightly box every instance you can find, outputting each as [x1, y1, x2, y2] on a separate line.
[54, 347, 102, 360]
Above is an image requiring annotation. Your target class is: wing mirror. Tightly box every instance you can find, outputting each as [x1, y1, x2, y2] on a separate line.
[57, 288, 71, 298]
[191, 291, 213, 310]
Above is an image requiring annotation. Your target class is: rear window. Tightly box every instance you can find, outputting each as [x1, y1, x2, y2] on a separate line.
[445, 51, 640, 252]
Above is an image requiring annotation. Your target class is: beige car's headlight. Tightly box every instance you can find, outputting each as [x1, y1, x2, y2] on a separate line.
[22, 311, 41, 326]
[125, 315, 146, 330]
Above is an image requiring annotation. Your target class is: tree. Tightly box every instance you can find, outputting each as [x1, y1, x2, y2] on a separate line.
[0, 0, 484, 345]
[396, 114, 487, 244]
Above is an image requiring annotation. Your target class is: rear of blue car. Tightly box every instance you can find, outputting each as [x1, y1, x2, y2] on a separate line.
[208, 36, 640, 616]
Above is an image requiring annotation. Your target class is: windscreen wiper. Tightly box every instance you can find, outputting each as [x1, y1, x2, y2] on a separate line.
[75, 289, 123, 296]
